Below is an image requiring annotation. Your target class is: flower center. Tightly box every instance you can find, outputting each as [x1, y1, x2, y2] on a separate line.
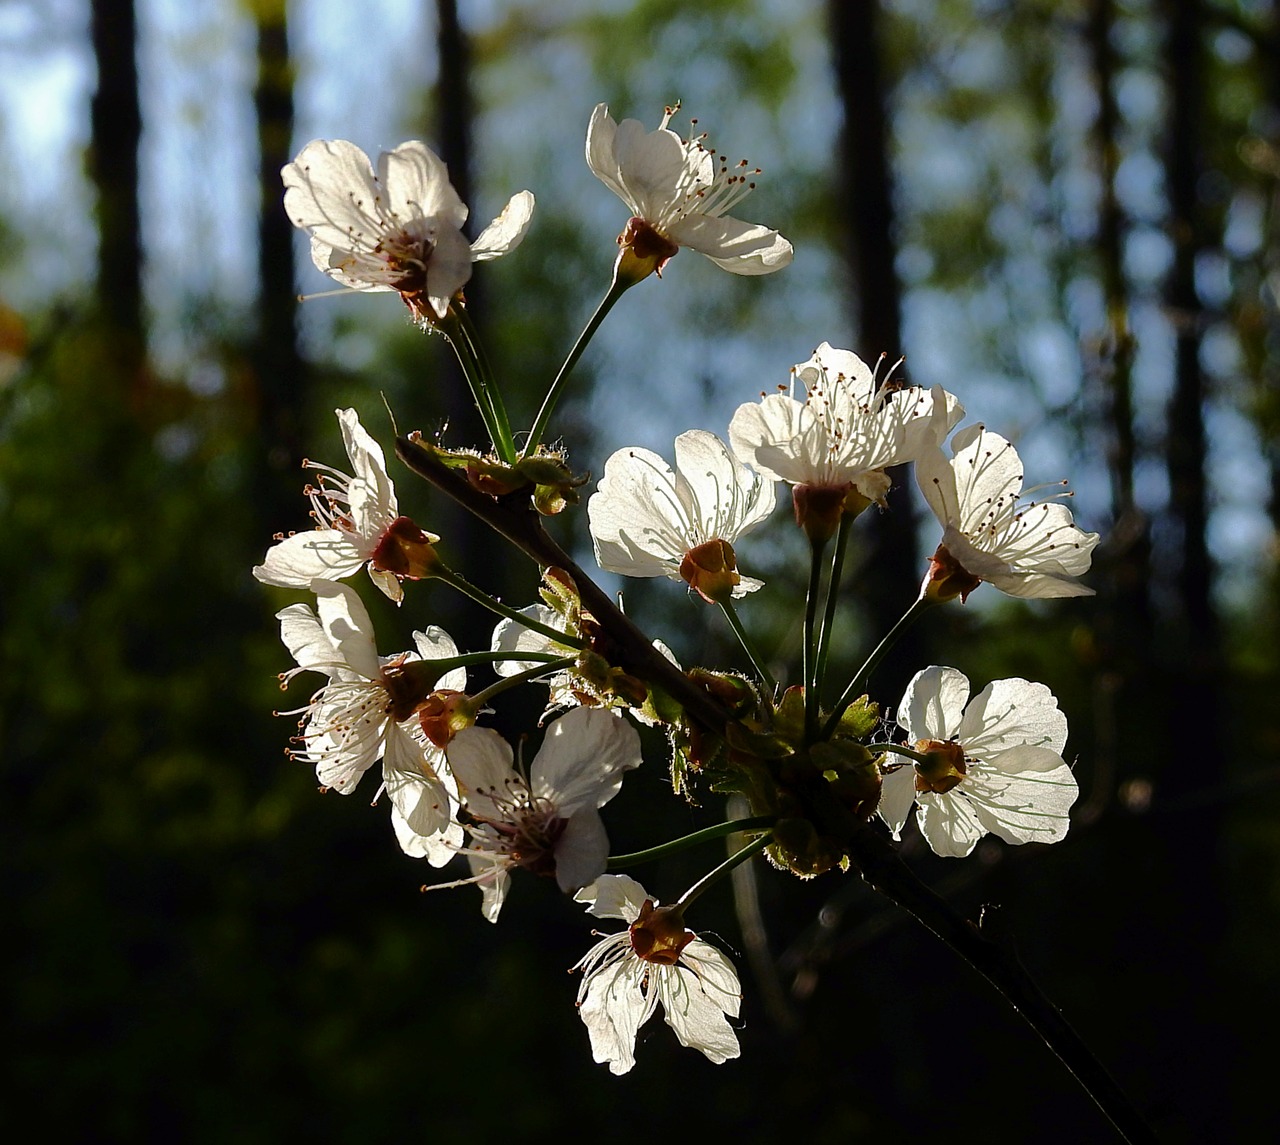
[679, 538, 740, 604]
[629, 900, 694, 965]
[370, 515, 441, 579]
[912, 739, 968, 795]
[922, 542, 983, 603]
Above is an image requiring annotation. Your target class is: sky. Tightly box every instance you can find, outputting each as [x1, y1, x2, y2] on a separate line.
[1, 0, 1272, 607]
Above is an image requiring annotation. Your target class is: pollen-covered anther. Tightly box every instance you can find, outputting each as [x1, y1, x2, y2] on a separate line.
[628, 900, 694, 965]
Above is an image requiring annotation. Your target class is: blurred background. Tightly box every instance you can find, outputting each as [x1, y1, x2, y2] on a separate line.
[3, 0, 1277, 1140]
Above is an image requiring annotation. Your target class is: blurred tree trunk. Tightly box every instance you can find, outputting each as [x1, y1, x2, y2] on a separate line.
[427, 0, 492, 566]
[1082, 0, 1153, 820]
[828, 0, 924, 690]
[252, 0, 306, 520]
[1153, 0, 1228, 1127]
[1162, 0, 1221, 724]
[89, 0, 143, 360]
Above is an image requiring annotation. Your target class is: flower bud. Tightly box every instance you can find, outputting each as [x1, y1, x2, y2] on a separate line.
[769, 817, 844, 878]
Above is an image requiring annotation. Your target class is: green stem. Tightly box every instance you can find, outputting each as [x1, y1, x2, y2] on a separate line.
[438, 310, 510, 462]
[822, 596, 934, 740]
[813, 514, 853, 699]
[864, 742, 931, 764]
[470, 656, 577, 706]
[719, 601, 777, 694]
[607, 817, 776, 869]
[431, 650, 577, 673]
[803, 535, 829, 744]
[677, 833, 771, 909]
[522, 276, 629, 459]
[432, 564, 586, 649]
[453, 304, 516, 463]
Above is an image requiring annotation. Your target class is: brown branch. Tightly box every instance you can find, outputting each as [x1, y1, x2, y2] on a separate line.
[394, 435, 733, 734]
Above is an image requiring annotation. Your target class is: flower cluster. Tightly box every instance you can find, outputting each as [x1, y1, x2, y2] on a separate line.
[262, 102, 1098, 1076]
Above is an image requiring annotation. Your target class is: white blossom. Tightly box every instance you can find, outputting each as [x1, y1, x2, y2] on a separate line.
[276, 579, 462, 864]
[588, 430, 775, 602]
[586, 103, 791, 276]
[729, 343, 962, 505]
[879, 666, 1079, 858]
[918, 425, 1099, 600]
[255, 408, 430, 604]
[284, 138, 533, 321]
[438, 709, 642, 922]
[573, 875, 741, 1075]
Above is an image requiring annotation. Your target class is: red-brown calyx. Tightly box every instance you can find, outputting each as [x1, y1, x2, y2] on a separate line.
[679, 538, 740, 604]
[628, 900, 694, 965]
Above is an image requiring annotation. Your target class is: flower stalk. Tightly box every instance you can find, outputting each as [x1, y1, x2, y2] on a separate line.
[523, 276, 630, 459]
[607, 817, 776, 869]
[677, 833, 772, 909]
[823, 596, 934, 740]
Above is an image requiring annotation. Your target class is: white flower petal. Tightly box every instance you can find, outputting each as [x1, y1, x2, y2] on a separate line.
[584, 105, 631, 204]
[392, 805, 462, 866]
[659, 947, 741, 1064]
[423, 221, 476, 317]
[471, 190, 535, 261]
[917, 791, 986, 857]
[956, 678, 1067, 757]
[554, 809, 610, 894]
[276, 603, 344, 677]
[672, 429, 775, 540]
[336, 408, 397, 526]
[446, 727, 517, 822]
[877, 765, 917, 839]
[283, 139, 383, 253]
[531, 708, 642, 819]
[378, 140, 466, 229]
[967, 762, 1078, 845]
[382, 725, 453, 842]
[667, 213, 793, 274]
[254, 530, 367, 589]
[898, 665, 970, 742]
[491, 605, 574, 676]
[412, 625, 466, 691]
[578, 951, 648, 1075]
[312, 580, 381, 681]
[465, 851, 511, 924]
[575, 873, 648, 922]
